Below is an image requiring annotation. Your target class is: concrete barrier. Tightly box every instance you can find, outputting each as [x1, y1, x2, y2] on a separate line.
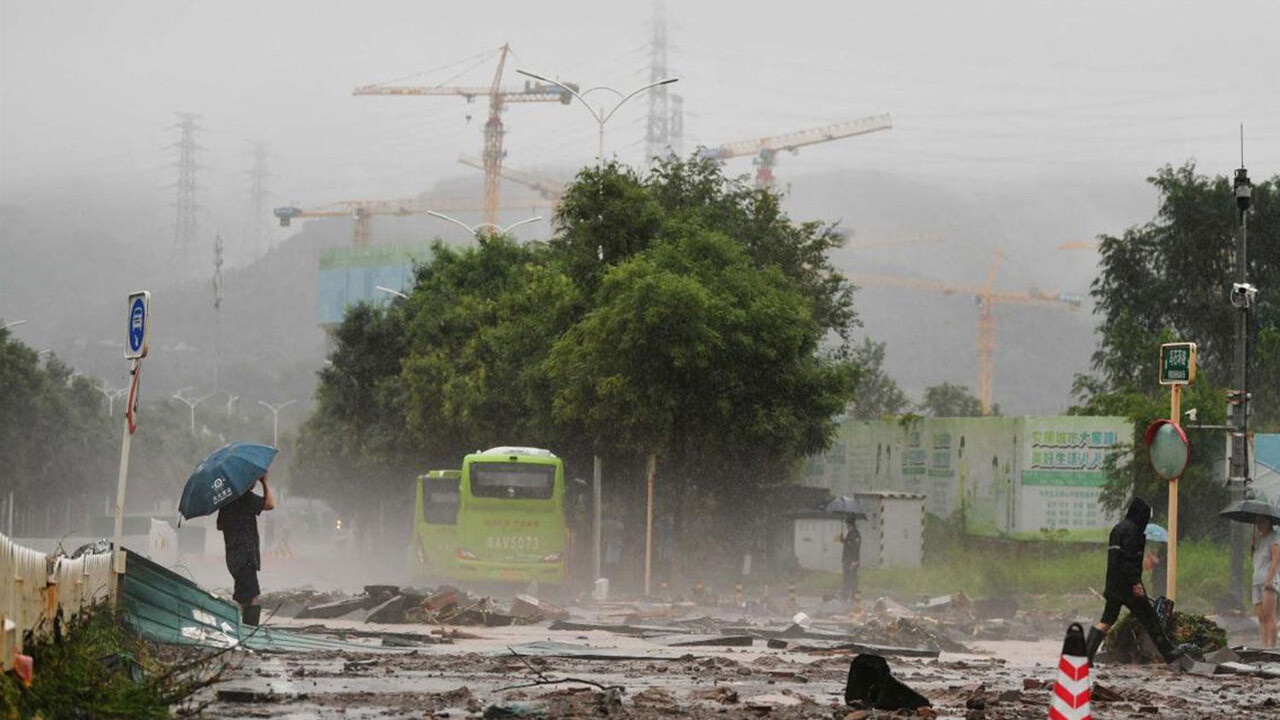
[1, 531, 114, 671]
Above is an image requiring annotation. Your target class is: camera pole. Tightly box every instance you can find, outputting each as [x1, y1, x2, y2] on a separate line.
[1227, 127, 1252, 604]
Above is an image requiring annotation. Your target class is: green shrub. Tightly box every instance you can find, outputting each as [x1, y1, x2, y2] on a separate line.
[0, 604, 220, 720]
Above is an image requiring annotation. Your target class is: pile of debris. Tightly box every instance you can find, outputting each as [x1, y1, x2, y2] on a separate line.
[288, 585, 569, 626]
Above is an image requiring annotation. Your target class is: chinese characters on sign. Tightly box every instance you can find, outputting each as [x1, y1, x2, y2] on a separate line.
[1158, 342, 1197, 385]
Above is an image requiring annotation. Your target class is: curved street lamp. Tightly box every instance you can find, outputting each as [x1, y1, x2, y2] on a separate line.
[258, 399, 296, 447]
[426, 211, 542, 239]
[516, 69, 679, 160]
[375, 285, 408, 300]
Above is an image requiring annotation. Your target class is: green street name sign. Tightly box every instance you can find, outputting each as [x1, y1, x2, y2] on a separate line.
[1159, 342, 1197, 385]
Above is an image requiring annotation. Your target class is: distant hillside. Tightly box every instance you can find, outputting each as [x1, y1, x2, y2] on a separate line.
[2, 166, 1158, 420]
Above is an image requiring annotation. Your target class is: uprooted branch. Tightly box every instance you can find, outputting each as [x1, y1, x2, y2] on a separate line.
[499, 646, 625, 694]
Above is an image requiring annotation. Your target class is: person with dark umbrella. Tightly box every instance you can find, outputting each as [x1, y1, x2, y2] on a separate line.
[1084, 498, 1196, 663]
[217, 473, 276, 625]
[841, 516, 862, 604]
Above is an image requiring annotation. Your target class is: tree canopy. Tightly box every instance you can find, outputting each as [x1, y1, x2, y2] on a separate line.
[1073, 163, 1278, 538]
[296, 157, 867, 566]
[920, 382, 983, 417]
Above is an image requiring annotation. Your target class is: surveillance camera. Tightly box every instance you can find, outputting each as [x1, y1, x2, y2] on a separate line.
[1230, 283, 1258, 309]
[1183, 408, 1198, 424]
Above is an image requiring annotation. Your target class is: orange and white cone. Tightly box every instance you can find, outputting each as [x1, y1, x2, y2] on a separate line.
[1049, 622, 1091, 720]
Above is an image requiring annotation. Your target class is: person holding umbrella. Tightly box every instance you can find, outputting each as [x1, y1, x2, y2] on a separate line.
[179, 442, 279, 626]
[1251, 515, 1278, 647]
[841, 516, 862, 604]
[1220, 498, 1280, 648]
[218, 473, 275, 625]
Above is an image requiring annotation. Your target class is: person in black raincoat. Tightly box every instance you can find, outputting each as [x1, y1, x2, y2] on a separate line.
[1085, 498, 1196, 663]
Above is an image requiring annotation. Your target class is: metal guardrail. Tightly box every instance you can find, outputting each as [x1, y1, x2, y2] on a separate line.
[1, 532, 115, 671]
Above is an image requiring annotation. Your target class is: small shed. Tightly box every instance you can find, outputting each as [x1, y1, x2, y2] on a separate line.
[792, 491, 925, 572]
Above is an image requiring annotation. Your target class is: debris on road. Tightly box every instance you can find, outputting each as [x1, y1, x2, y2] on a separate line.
[844, 654, 932, 710]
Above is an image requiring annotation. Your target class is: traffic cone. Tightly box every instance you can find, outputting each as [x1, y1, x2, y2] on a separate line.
[1049, 623, 1092, 720]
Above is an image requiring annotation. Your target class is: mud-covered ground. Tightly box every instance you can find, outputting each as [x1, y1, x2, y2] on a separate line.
[192, 621, 1278, 719]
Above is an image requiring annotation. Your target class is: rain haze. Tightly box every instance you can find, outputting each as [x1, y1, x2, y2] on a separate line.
[2, 2, 1280, 716]
[2, 0, 1277, 411]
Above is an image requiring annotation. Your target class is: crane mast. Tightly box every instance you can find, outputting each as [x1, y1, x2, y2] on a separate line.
[353, 45, 577, 226]
[852, 250, 1081, 414]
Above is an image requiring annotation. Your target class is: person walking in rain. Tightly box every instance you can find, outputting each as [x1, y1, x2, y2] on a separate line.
[1252, 516, 1279, 647]
[217, 473, 276, 625]
[841, 516, 861, 604]
[1084, 498, 1195, 663]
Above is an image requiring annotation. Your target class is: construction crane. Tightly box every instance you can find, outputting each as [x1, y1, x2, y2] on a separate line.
[1057, 240, 1099, 250]
[458, 155, 565, 203]
[840, 233, 945, 251]
[852, 251, 1083, 414]
[698, 114, 892, 189]
[353, 45, 577, 227]
[273, 196, 510, 247]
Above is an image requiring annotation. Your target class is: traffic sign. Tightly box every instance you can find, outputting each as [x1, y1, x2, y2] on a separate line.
[125, 291, 150, 359]
[1145, 419, 1189, 481]
[1159, 342, 1196, 385]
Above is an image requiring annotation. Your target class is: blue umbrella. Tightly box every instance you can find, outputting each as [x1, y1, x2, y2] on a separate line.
[179, 442, 278, 520]
[1145, 524, 1169, 543]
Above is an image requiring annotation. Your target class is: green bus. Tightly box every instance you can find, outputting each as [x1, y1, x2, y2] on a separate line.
[410, 470, 462, 579]
[410, 447, 567, 586]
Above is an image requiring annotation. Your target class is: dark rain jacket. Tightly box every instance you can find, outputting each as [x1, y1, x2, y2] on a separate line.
[1104, 498, 1151, 601]
[842, 527, 862, 573]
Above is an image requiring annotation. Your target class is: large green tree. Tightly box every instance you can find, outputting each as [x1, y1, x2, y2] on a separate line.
[1074, 162, 1278, 538]
[297, 157, 869, 576]
[0, 328, 234, 535]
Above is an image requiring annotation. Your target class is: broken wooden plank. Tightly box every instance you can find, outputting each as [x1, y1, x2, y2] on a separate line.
[647, 634, 754, 648]
[791, 639, 939, 658]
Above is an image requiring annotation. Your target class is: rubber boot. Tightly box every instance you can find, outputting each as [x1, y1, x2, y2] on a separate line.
[1084, 626, 1105, 663]
[1163, 643, 1200, 663]
[242, 604, 262, 627]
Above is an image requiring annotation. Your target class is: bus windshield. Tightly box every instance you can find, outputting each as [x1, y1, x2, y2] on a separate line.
[470, 462, 555, 500]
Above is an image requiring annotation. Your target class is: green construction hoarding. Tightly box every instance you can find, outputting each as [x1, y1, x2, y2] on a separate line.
[801, 415, 1133, 540]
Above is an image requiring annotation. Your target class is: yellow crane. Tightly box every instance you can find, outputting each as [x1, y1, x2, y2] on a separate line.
[273, 196, 507, 247]
[852, 251, 1083, 414]
[1058, 240, 1099, 251]
[841, 233, 945, 251]
[354, 45, 577, 227]
[698, 114, 892, 189]
[458, 155, 565, 203]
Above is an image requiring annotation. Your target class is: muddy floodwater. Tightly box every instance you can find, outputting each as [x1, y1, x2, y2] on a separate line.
[195, 619, 1279, 719]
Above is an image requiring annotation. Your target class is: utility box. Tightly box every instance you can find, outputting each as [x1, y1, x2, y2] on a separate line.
[792, 511, 847, 574]
[854, 491, 926, 569]
[791, 491, 925, 573]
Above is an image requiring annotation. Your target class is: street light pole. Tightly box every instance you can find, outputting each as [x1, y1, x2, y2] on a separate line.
[515, 69, 679, 161]
[172, 391, 216, 435]
[258, 399, 296, 447]
[98, 385, 126, 416]
[1228, 144, 1253, 603]
[2, 320, 27, 331]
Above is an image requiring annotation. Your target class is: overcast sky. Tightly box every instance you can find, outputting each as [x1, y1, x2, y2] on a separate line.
[3, 0, 1276, 208]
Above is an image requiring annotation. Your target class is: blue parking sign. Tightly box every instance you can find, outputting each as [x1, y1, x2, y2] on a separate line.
[125, 291, 150, 359]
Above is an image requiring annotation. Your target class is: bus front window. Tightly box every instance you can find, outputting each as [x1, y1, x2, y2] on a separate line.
[470, 463, 555, 500]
